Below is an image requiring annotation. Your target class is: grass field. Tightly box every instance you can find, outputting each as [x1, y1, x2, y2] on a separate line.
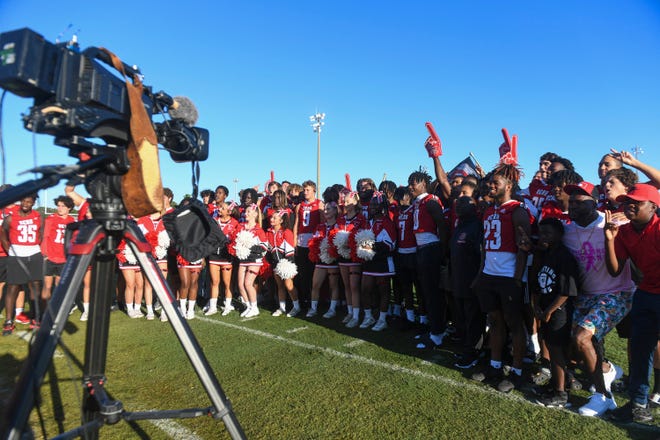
[1, 304, 660, 439]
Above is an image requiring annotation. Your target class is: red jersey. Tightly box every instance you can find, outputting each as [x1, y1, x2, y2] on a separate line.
[137, 215, 168, 260]
[539, 200, 571, 225]
[0, 206, 19, 257]
[77, 200, 90, 221]
[614, 214, 660, 294]
[42, 214, 75, 263]
[526, 179, 554, 210]
[218, 216, 240, 243]
[296, 199, 322, 235]
[234, 223, 268, 263]
[394, 205, 416, 252]
[482, 200, 530, 278]
[412, 193, 444, 246]
[8, 210, 42, 247]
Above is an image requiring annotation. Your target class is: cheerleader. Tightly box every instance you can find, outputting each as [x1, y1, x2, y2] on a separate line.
[117, 234, 144, 319]
[356, 192, 397, 331]
[334, 191, 367, 328]
[234, 204, 268, 317]
[136, 212, 170, 320]
[306, 202, 340, 318]
[206, 201, 240, 316]
[266, 210, 301, 317]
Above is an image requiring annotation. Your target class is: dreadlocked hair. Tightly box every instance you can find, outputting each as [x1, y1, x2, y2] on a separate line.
[408, 169, 432, 187]
[492, 163, 523, 185]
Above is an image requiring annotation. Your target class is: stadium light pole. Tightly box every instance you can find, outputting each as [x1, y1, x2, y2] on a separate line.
[309, 112, 325, 199]
[233, 178, 239, 201]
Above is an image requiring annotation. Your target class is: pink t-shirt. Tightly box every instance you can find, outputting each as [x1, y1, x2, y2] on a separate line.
[563, 212, 635, 295]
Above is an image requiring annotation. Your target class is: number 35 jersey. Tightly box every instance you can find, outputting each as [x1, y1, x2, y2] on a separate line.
[8, 210, 42, 256]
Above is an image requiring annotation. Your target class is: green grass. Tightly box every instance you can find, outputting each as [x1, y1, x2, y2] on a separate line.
[1, 307, 659, 439]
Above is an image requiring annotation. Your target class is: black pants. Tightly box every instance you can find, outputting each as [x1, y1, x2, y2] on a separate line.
[416, 242, 446, 335]
[295, 246, 315, 306]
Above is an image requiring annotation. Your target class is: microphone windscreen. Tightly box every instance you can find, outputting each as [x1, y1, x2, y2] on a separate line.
[169, 96, 199, 125]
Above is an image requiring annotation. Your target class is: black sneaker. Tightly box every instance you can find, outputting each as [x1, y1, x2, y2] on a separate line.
[608, 401, 653, 424]
[2, 320, 15, 336]
[455, 353, 478, 369]
[536, 390, 570, 408]
[472, 365, 503, 383]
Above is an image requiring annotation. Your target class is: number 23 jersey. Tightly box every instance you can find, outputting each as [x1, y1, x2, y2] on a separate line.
[482, 200, 529, 278]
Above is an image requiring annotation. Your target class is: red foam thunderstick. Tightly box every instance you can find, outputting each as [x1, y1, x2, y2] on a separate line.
[424, 122, 443, 158]
[499, 128, 518, 166]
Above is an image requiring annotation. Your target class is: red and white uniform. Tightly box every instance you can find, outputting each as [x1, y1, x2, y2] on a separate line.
[0, 205, 19, 258]
[235, 223, 268, 267]
[296, 199, 322, 247]
[394, 205, 416, 255]
[361, 217, 397, 276]
[211, 216, 240, 266]
[524, 179, 554, 210]
[8, 210, 42, 256]
[482, 200, 529, 278]
[42, 214, 75, 264]
[335, 213, 367, 267]
[266, 228, 296, 260]
[412, 193, 444, 246]
[137, 215, 168, 263]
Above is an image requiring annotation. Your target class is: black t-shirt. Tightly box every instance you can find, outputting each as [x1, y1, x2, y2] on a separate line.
[449, 216, 482, 298]
[532, 243, 579, 310]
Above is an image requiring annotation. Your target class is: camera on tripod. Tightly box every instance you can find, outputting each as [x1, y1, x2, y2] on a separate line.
[0, 27, 208, 162]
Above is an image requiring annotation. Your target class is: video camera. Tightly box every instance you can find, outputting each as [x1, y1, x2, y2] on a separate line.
[0, 27, 208, 162]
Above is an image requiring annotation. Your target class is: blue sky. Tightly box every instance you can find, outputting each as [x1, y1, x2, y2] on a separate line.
[1, 0, 659, 206]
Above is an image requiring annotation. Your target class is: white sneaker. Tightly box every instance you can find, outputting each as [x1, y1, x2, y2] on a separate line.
[603, 361, 623, 391]
[160, 312, 168, 322]
[272, 309, 285, 317]
[128, 309, 144, 319]
[186, 310, 195, 320]
[146, 313, 155, 321]
[204, 307, 218, 316]
[221, 305, 235, 316]
[372, 320, 388, 332]
[342, 313, 352, 324]
[650, 392, 660, 407]
[322, 309, 336, 319]
[245, 307, 260, 318]
[305, 309, 317, 318]
[80, 311, 88, 322]
[359, 316, 376, 329]
[286, 307, 301, 318]
[345, 317, 359, 328]
[578, 392, 617, 417]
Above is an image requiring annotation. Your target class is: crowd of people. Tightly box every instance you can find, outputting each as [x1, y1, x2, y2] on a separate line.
[2, 136, 660, 425]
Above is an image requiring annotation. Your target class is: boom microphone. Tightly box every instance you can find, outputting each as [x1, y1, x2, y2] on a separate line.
[169, 96, 199, 125]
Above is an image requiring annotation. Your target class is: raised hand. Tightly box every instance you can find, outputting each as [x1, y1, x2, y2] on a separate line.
[603, 210, 620, 241]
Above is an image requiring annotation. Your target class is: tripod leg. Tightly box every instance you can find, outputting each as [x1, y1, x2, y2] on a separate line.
[125, 223, 246, 439]
[0, 221, 104, 440]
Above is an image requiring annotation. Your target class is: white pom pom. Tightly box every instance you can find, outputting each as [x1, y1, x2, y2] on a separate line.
[155, 246, 167, 260]
[355, 229, 376, 261]
[319, 237, 335, 265]
[158, 230, 171, 248]
[274, 259, 298, 280]
[333, 230, 351, 259]
[235, 230, 258, 260]
[124, 245, 137, 265]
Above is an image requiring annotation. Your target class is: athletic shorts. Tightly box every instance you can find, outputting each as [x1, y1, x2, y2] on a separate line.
[540, 304, 572, 346]
[7, 254, 44, 284]
[0, 257, 7, 282]
[44, 260, 65, 277]
[573, 291, 633, 341]
[475, 273, 524, 318]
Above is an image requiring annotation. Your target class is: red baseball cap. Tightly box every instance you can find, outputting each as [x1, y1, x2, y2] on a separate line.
[564, 181, 598, 198]
[616, 183, 660, 205]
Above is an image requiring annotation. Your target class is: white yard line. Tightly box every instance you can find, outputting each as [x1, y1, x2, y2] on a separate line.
[147, 415, 204, 440]
[285, 326, 308, 334]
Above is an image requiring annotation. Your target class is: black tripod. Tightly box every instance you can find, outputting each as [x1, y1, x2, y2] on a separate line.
[0, 145, 245, 439]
